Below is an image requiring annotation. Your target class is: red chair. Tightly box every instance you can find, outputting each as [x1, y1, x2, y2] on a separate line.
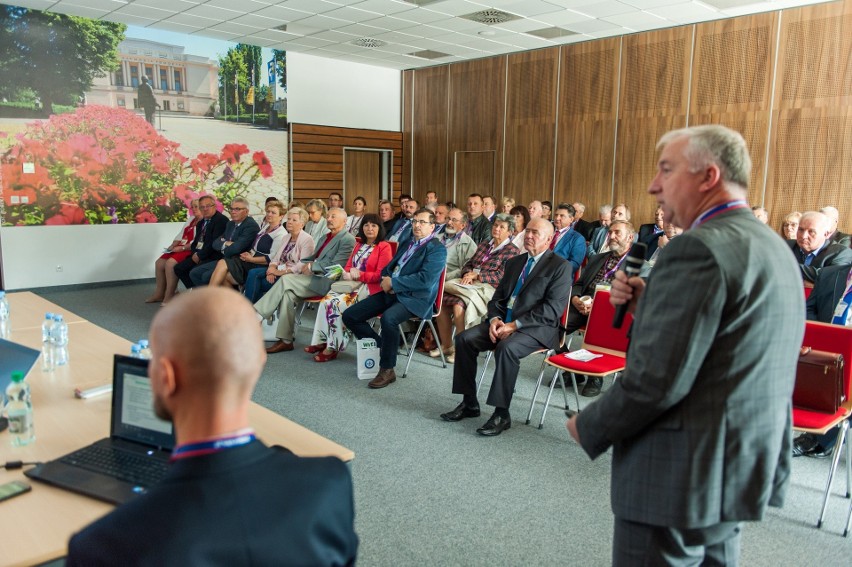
[399, 268, 447, 378]
[804, 282, 814, 299]
[793, 321, 852, 530]
[532, 289, 632, 428]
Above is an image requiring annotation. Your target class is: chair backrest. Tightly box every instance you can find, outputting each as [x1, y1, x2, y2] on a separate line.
[557, 301, 572, 348]
[802, 321, 852, 403]
[388, 240, 399, 256]
[432, 267, 448, 318]
[803, 281, 813, 299]
[581, 289, 632, 355]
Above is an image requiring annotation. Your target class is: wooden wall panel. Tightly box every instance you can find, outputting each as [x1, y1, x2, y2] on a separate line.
[401, 69, 414, 198]
[411, 66, 449, 203]
[556, 37, 620, 213]
[615, 28, 692, 226]
[289, 123, 402, 212]
[690, 12, 778, 208]
[448, 57, 505, 204]
[503, 48, 558, 206]
[767, 1, 852, 233]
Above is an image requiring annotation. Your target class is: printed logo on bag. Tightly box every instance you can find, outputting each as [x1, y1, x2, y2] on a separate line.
[365, 358, 375, 369]
[360, 340, 378, 349]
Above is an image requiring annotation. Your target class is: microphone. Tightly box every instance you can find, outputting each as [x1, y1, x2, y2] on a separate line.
[612, 242, 647, 329]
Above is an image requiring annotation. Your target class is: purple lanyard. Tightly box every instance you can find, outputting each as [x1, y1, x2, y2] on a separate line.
[690, 200, 749, 229]
[352, 244, 374, 270]
[603, 252, 629, 280]
[278, 240, 296, 263]
[398, 232, 435, 269]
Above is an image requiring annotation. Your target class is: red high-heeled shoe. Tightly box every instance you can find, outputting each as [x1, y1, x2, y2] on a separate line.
[304, 343, 327, 354]
[313, 350, 338, 363]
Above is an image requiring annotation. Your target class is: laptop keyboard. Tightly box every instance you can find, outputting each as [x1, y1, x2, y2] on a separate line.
[60, 445, 170, 487]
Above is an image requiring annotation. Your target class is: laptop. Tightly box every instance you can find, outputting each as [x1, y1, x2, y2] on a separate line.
[26, 355, 176, 504]
[0, 338, 41, 394]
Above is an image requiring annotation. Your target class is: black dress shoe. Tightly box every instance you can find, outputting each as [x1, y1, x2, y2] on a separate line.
[806, 444, 833, 459]
[440, 403, 480, 422]
[792, 433, 819, 457]
[581, 377, 602, 397]
[476, 414, 512, 436]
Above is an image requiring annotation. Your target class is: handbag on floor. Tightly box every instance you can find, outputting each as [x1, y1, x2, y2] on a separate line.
[356, 338, 380, 380]
[793, 346, 844, 413]
[262, 313, 279, 342]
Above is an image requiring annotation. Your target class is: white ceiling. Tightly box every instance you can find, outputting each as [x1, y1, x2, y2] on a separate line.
[11, 0, 832, 69]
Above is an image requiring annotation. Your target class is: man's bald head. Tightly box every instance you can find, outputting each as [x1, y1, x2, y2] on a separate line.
[149, 288, 265, 422]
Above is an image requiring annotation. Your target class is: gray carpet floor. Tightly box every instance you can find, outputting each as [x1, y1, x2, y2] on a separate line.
[34, 282, 852, 565]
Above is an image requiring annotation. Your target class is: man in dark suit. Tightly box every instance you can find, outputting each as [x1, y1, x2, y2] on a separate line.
[794, 263, 852, 457]
[568, 125, 804, 565]
[572, 201, 595, 240]
[188, 197, 260, 287]
[386, 197, 418, 247]
[466, 193, 493, 244]
[66, 287, 358, 566]
[787, 211, 852, 283]
[820, 205, 851, 248]
[439, 218, 571, 436]
[343, 208, 447, 389]
[173, 194, 228, 289]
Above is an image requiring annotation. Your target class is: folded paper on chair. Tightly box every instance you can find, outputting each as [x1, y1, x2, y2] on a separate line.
[793, 347, 844, 413]
[563, 349, 603, 362]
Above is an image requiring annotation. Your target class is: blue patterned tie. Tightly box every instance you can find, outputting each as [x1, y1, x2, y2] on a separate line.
[506, 257, 534, 323]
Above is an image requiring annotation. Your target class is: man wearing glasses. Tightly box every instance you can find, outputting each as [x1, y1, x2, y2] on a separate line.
[174, 195, 229, 290]
[188, 198, 259, 288]
[343, 209, 447, 389]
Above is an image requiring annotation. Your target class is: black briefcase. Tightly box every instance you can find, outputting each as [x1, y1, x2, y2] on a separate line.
[793, 346, 844, 413]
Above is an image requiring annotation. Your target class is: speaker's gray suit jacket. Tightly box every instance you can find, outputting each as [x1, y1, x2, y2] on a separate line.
[576, 208, 805, 528]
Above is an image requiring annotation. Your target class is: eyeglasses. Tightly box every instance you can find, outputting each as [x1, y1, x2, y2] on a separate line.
[448, 217, 464, 224]
[230, 207, 247, 212]
[411, 219, 433, 226]
[199, 204, 215, 210]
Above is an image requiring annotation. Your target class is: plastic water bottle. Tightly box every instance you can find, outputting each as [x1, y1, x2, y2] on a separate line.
[5, 371, 35, 446]
[130, 344, 142, 358]
[52, 314, 69, 366]
[0, 291, 10, 338]
[42, 312, 54, 343]
[138, 339, 151, 360]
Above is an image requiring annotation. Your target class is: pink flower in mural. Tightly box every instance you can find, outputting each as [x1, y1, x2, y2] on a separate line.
[45, 203, 89, 225]
[134, 209, 158, 223]
[220, 143, 250, 165]
[253, 151, 273, 178]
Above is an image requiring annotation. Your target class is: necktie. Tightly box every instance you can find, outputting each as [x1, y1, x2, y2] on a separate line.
[550, 230, 562, 250]
[506, 257, 534, 323]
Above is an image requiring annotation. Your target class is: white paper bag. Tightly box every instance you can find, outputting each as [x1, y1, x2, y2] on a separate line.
[356, 338, 380, 380]
[262, 313, 279, 342]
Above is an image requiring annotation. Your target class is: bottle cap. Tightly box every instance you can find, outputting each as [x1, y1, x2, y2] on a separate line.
[55, 314, 64, 321]
[45, 312, 54, 319]
[131, 344, 141, 353]
[139, 339, 149, 347]
[11, 371, 24, 382]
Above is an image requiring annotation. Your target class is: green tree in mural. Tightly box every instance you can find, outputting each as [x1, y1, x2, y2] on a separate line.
[272, 49, 287, 93]
[0, 5, 126, 114]
[218, 44, 263, 115]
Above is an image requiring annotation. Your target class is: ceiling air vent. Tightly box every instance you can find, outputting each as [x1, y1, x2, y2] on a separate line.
[400, 0, 444, 6]
[351, 38, 387, 48]
[461, 9, 521, 25]
[526, 27, 579, 40]
[274, 24, 288, 32]
[409, 49, 451, 60]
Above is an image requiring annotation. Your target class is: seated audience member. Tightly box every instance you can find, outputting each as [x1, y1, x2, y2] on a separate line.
[393, 194, 412, 222]
[424, 191, 439, 211]
[528, 200, 544, 220]
[441, 209, 476, 281]
[510, 205, 530, 250]
[787, 211, 852, 283]
[254, 208, 356, 353]
[638, 205, 664, 245]
[752, 206, 769, 224]
[501, 197, 515, 214]
[342, 209, 447, 389]
[647, 223, 683, 265]
[433, 203, 450, 235]
[466, 193, 493, 244]
[387, 198, 418, 245]
[551, 203, 586, 280]
[173, 195, 228, 292]
[378, 199, 396, 235]
[328, 192, 344, 210]
[305, 199, 330, 245]
[288, 199, 305, 210]
[587, 204, 613, 258]
[208, 200, 287, 289]
[482, 195, 497, 222]
[344, 196, 367, 236]
[188, 198, 260, 288]
[572, 202, 594, 240]
[147, 198, 200, 304]
[434, 214, 520, 362]
[306, 214, 393, 362]
[439, 218, 571, 436]
[541, 200, 552, 222]
[244, 208, 315, 303]
[565, 221, 650, 397]
[794, 263, 852, 457]
[820, 205, 851, 247]
[781, 211, 802, 240]
[590, 203, 630, 258]
[65, 287, 358, 566]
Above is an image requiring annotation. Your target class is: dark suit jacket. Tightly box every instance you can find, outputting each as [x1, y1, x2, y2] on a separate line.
[577, 208, 805, 528]
[382, 237, 447, 319]
[787, 239, 852, 283]
[66, 441, 358, 567]
[387, 217, 413, 248]
[214, 217, 261, 258]
[830, 230, 852, 248]
[487, 250, 571, 348]
[573, 218, 595, 241]
[637, 222, 661, 244]
[191, 211, 228, 262]
[468, 214, 492, 245]
[806, 263, 852, 322]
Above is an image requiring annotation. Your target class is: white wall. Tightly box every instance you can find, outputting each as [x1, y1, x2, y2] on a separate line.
[287, 52, 401, 132]
[0, 223, 182, 290]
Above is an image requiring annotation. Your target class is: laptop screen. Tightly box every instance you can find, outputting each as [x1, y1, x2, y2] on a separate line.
[111, 355, 175, 451]
[0, 338, 41, 396]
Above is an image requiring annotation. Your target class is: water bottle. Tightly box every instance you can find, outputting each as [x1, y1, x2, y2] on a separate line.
[138, 339, 151, 360]
[5, 371, 35, 446]
[130, 344, 142, 358]
[0, 292, 10, 338]
[41, 312, 54, 344]
[52, 314, 69, 366]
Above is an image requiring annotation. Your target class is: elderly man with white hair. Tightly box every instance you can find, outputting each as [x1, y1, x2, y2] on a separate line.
[786, 211, 852, 283]
[820, 205, 851, 247]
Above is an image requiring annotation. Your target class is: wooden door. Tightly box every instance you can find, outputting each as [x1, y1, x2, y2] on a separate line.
[344, 150, 381, 214]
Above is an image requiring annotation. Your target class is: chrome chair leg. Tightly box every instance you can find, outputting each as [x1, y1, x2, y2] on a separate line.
[401, 320, 425, 378]
[476, 351, 494, 395]
[818, 420, 849, 528]
[526, 363, 550, 425]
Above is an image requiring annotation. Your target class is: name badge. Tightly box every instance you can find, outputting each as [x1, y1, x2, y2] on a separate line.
[195, 242, 204, 250]
[834, 299, 848, 319]
[507, 296, 516, 310]
[393, 265, 401, 276]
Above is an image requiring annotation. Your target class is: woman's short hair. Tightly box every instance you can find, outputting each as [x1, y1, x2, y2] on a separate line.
[305, 199, 328, 215]
[357, 213, 386, 243]
[287, 207, 309, 226]
[509, 205, 530, 230]
[265, 200, 287, 216]
[493, 213, 516, 234]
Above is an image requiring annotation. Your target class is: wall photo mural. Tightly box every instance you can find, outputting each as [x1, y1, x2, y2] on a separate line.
[0, 4, 288, 227]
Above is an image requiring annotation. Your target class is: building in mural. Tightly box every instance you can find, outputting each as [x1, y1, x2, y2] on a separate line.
[86, 38, 218, 117]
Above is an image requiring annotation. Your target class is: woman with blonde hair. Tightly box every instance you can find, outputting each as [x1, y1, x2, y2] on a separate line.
[501, 197, 515, 214]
